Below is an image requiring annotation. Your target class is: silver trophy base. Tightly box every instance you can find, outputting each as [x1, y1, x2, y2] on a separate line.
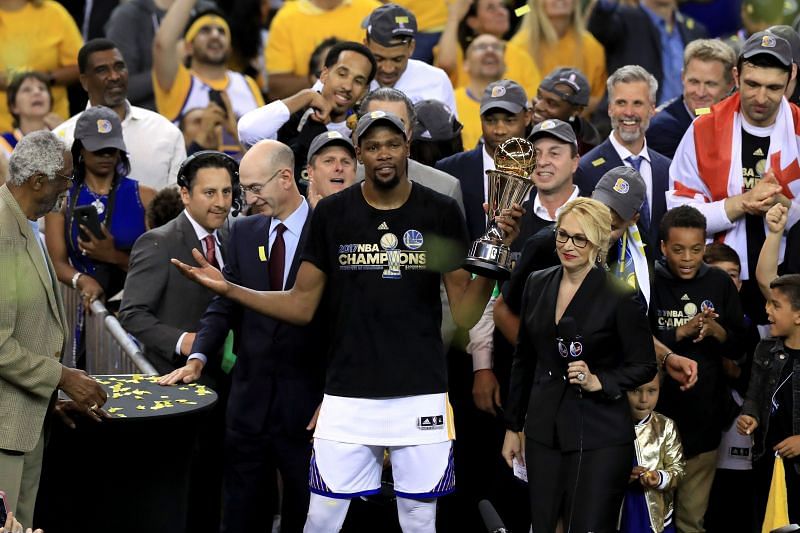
[463, 240, 513, 280]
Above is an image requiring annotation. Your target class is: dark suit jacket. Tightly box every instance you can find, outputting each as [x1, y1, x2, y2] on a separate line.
[646, 96, 694, 159]
[278, 107, 328, 186]
[436, 146, 486, 242]
[504, 265, 657, 450]
[588, 3, 707, 102]
[575, 138, 671, 252]
[192, 205, 324, 437]
[119, 211, 227, 377]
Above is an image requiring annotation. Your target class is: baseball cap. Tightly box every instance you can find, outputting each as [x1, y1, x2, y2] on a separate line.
[307, 131, 356, 160]
[741, 30, 793, 67]
[591, 166, 646, 221]
[354, 110, 407, 143]
[480, 80, 528, 116]
[363, 4, 417, 47]
[412, 99, 463, 142]
[766, 26, 800, 65]
[539, 67, 591, 107]
[74, 106, 127, 153]
[528, 119, 577, 146]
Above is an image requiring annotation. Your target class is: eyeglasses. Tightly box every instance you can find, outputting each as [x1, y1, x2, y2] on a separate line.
[472, 42, 505, 53]
[54, 172, 74, 184]
[554, 228, 589, 248]
[240, 168, 285, 196]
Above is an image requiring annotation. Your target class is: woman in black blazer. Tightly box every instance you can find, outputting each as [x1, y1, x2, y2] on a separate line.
[502, 198, 657, 532]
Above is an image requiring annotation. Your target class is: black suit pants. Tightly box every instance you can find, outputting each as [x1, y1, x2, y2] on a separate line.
[525, 439, 633, 533]
[221, 425, 312, 533]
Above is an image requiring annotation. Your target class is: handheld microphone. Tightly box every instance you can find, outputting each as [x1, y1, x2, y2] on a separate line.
[478, 500, 510, 533]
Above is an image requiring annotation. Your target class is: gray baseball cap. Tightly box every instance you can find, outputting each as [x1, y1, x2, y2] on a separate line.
[363, 4, 417, 46]
[591, 166, 646, 221]
[766, 25, 800, 65]
[741, 30, 793, 67]
[74, 106, 127, 153]
[528, 119, 577, 146]
[539, 67, 591, 107]
[354, 110, 407, 143]
[480, 80, 528, 116]
[307, 130, 356, 160]
[412, 99, 463, 142]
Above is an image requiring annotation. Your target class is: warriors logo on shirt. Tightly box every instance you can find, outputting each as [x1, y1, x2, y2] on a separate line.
[337, 229, 427, 279]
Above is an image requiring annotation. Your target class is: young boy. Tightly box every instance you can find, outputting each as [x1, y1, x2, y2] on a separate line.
[738, 203, 800, 525]
[620, 373, 685, 533]
[703, 243, 760, 532]
[649, 205, 746, 532]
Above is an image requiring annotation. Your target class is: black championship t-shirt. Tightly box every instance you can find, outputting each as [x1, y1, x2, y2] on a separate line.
[302, 182, 469, 398]
[741, 128, 771, 279]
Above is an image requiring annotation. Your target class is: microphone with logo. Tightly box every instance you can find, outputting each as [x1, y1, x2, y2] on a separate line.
[556, 316, 584, 395]
[479, 500, 510, 533]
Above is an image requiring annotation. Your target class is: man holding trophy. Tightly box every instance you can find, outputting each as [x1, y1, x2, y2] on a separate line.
[171, 111, 529, 532]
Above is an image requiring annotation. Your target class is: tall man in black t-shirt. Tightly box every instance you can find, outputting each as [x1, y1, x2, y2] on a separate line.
[669, 31, 800, 326]
[172, 110, 521, 533]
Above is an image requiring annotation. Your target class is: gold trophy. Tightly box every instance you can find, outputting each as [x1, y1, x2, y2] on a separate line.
[464, 137, 536, 279]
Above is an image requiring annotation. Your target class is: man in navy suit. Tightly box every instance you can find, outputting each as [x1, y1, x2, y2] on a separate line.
[435, 79, 531, 244]
[575, 65, 671, 254]
[646, 39, 737, 158]
[161, 138, 327, 533]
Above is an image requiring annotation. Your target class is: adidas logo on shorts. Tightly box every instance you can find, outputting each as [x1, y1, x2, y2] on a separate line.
[417, 415, 444, 430]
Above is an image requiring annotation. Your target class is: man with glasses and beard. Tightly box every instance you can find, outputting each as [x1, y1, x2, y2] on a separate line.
[575, 65, 671, 254]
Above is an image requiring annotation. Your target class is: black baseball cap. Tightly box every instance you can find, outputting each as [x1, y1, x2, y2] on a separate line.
[74, 106, 127, 153]
[412, 99, 463, 142]
[307, 131, 356, 160]
[741, 30, 793, 67]
[766, 26, 800, 66]
[539, 67, 591, 107]
[363, 4, 417, 46]
[480, 80, 528, 116]
[354, 110, 407, 143]
[528, 119, 577, 146]
[591, 166, 646, 221]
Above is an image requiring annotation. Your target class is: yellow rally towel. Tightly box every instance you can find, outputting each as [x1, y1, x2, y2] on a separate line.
[762, 455, 790, 533]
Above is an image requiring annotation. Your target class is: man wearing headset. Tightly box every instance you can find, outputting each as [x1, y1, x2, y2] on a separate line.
[119, 150, 238, 533]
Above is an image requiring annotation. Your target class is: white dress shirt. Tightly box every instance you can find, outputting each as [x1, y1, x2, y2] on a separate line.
[237, 97, 349, 148]
[531, 185, 581, 222]
[176, 210, 224, 356]
[54, 101, 186, 191]
[609, 132, 653, 219]
[370, 59, 457, 118]
[269, 198, 309, 289]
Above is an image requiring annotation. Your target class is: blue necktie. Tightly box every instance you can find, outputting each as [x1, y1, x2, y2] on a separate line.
[626, 156, 651, 231]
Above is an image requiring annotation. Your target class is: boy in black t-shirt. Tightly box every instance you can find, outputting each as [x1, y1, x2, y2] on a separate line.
[649, 205, 746, 532]
[172, 111, 521, 533]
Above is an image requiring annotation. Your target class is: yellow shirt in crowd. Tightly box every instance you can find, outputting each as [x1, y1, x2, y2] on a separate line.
[510, 26, 606, 102]
[454, 86, 482, 150]
[0, 1, 83, 132]
[266, 0, 380, 78]
[395, 0, 449, 32]
[442, 41, 542, 102]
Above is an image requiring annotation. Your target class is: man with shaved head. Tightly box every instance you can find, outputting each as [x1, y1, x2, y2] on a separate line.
[161, 140, 321, 533]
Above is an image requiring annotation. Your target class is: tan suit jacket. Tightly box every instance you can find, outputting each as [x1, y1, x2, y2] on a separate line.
[0, 184, 66, 452]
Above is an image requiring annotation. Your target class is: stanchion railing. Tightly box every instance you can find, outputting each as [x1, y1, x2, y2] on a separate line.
[60, 285, 158, 375]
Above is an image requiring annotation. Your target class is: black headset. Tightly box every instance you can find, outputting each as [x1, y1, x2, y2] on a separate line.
[177, 150, 242, 216]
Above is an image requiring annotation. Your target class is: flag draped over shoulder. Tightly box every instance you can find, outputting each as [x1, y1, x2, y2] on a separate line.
[667, 93, 800, 278]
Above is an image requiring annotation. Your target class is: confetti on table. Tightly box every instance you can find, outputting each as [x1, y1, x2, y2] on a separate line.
[136, 405, 146, 410]
[108, 407, 123, 414]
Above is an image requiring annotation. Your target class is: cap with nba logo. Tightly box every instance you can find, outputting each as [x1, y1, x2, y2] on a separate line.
[539, 67, 591, 107]
[307, 130, 356, 160]
[591, 166, 646, 221]
[74, 105, 127, 153]
[354, 110, 407, 143]
[528, 118, 577, 146]
[480, 79, 528, 116]
[363, 3, 417, 46]
[741, 30, 793, 67]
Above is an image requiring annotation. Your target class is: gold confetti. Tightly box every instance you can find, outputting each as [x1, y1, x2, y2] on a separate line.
[514, 5, 530, 17]
[136, 405, 146, 410]
[107, 407, 123, 413]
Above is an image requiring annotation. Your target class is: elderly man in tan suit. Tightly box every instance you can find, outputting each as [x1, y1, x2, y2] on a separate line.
[0, 131, 107, 527]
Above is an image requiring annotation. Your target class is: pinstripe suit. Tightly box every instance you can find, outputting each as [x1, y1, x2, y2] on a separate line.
[0, 184, 67, 525]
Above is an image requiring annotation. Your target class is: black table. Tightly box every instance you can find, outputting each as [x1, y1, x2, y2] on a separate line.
[35, 374, 217, 533]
